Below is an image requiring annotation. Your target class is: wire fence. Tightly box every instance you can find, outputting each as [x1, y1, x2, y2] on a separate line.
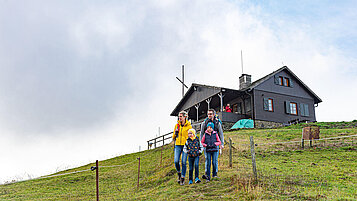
[225, 133, 357, 199]
[1, 132, 356, 200]
[1, 146, 166, 200]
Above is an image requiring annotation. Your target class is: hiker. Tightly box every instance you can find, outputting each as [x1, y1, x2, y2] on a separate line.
[225, 104, 232, 113]
[201, 122, 221, 181]
[200, 109, 224, 179]
[183, 128, 203, 184]
[172, 110, 192, 185]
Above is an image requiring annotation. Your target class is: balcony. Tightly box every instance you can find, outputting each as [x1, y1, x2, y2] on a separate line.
[217, 111, 249, 123]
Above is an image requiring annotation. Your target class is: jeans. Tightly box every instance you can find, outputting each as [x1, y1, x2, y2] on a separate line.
[213, 148, 219, 175]
[188, 156, 200, 181]
[205, 151, 218, 178]
[174, 145, 188, 178]
[204, 146, 219, 176]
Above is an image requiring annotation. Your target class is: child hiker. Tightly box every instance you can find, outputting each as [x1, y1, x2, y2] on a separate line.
[201, 122, 221, 182]
[183, 128, 203, 184]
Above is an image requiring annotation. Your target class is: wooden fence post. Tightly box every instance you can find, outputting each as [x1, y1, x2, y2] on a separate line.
[137, 157, 141, 190]
[96, 160, 99, 201]
[161, 143, 163, 167]
[249, 136, 257, 182]
[301, 139, 304, 149]
[229, 138, 232, 168]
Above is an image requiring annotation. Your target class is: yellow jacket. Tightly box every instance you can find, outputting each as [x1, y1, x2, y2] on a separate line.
[172, 120, 192, 146]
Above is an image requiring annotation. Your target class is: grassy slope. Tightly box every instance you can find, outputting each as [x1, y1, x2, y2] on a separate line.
[1, 127, 356, 200]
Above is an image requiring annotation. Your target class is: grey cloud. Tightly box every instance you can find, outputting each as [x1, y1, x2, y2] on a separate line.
[0, 1, 174, 135]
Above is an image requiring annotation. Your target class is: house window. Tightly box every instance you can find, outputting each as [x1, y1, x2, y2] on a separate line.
[274, 75, 293, 87]
[290, 102, 297, 115]
[263, 98, 274, 112]
[300, 103, 309, 117]
[283, 77, 290, 87]
[279, 77, 283, 86]
[232, 104, 237, 113]
[268, 99, 273, 111]
[237, 102, 242, 114]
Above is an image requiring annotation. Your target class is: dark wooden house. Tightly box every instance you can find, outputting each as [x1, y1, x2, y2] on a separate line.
[170, 66, 322, 128]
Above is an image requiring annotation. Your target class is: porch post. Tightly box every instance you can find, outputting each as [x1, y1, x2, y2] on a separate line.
[194, 103, 200, 122]
[186, 108, 190, 114]
[218, 92, 225, 112]
[205, 98, 212, 109]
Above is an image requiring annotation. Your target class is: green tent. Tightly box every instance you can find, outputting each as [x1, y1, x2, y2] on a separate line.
[231, 119, 254, 129]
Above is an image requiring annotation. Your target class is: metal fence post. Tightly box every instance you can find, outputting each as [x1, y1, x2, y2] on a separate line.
[154, 138, 157, 149]
[249, 136, 257, 182]
[229, 138, 232, 168]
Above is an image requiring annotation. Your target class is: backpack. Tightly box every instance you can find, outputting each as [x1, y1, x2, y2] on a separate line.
[203, 116, 222, 132]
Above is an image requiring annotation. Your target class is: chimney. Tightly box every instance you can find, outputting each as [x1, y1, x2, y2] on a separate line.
[239, 74, 251, 90]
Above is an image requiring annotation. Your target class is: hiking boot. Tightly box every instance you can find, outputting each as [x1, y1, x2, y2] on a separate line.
[212, 175, 219, 180]
[202, 174, 208, 180]
[195, 177, 201, 183]
[180, 177, 185, 185]
[189, 180, 193, 185]
[206, 176, 210, 182]
[177, 172, 181, 184]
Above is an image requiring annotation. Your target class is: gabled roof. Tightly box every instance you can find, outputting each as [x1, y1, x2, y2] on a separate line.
[170, 83, 240, 116]
[171, 66, 322, 116]
[170, 84, 218, 116]
[243, 66, 322, 103]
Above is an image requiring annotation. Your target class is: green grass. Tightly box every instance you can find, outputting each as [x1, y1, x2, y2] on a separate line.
[285, 121, 357, 129]
[1, 126, 356, 200]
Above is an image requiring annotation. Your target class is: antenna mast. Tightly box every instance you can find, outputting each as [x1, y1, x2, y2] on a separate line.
[241, 50, 244, 74]
[175, 65, 188, 98]
[182, 65, 184, 97]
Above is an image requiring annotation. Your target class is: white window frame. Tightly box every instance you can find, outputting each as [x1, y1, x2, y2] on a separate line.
[290, 102, 297, 115]
[268, 99, 273, 112]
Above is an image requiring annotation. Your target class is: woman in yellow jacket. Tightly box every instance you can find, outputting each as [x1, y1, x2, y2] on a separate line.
[172, 110, 192, 185]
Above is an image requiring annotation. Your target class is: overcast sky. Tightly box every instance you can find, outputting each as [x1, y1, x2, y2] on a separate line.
[1, 0, 356, 183]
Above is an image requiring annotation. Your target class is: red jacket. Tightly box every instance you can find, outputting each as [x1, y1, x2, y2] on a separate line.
[225, 106, 232, 112]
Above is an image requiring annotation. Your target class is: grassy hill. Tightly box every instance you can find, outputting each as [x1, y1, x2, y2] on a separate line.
[1, 125, 356, 200]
